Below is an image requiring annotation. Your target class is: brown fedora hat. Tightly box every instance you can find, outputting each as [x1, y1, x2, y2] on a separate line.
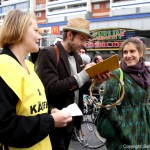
[63, 18, 92, 38]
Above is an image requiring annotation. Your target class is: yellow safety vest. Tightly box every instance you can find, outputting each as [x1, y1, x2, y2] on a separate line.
[0, 54, 52, 150]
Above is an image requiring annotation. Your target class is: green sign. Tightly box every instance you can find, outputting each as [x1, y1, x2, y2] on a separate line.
[92, 29, 125, 40]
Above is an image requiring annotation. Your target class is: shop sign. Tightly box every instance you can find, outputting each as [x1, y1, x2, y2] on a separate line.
[92, 29, 125, 40]
[51, 26, 60, 35]
[86, 41, 123, 48]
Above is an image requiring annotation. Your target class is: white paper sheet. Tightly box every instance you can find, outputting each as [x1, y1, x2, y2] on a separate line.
[61, 103, 83, 116]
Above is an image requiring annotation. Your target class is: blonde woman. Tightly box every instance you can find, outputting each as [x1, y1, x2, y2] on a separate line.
[0, 10, 72, 150]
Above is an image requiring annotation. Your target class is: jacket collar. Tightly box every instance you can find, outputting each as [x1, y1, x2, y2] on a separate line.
[55, 41, 82, 75]
[1, 47, 21, 65]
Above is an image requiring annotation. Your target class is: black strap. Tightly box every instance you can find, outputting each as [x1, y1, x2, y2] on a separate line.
[0, 143, 3, 150]
[4, 145, 8, 150]
[0, 144, 9, 150]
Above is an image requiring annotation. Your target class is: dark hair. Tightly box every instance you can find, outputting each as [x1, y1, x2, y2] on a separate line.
[94, 57, 98, 63]
[93, 54, 103, 63]
[62, 30, 77, 41]
[81, 45, 87, 53]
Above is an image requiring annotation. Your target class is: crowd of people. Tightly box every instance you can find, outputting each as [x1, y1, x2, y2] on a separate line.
[0, 9, 149, 150]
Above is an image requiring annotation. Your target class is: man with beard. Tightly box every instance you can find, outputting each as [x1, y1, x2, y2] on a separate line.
[36, 17, 109, 150]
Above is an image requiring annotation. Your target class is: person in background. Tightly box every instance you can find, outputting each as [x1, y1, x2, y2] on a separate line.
[78, 45, 91, 67]
[78, 46, 91, 66]
[80, 53, 91, 66]
[79, 48, 86, 54]
[93, 54, 103, 63]
[96, 37, 150, 149]
[0, 10, 72, 150]
[92, 55, 105, 99]
[36, 17, 109, 150]
[78, 45, 86, 55]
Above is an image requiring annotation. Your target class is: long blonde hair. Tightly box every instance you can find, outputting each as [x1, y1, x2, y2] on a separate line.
[0, 10, 36, 48]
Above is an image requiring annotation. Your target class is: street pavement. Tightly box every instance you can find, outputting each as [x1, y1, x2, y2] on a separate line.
[69, 139, 107, 150]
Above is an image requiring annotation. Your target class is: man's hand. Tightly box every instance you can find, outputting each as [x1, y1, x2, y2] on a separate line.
[83, 62, 96, 70]
[97, 72, 110, 83]
[83, 62, 110, 83]
[51, 110, 72, 127]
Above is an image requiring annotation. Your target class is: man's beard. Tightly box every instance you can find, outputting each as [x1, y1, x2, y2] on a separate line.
[68, 42, 80, 53]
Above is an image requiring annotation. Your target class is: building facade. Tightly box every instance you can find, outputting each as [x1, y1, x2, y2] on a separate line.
[0, 0, 150, 60]
[34, 0, 46, 24]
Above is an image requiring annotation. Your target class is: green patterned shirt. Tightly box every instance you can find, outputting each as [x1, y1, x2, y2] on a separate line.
[98, 69, 150, 150]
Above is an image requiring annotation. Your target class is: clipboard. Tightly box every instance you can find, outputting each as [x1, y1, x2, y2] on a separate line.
[86, 54, 120, 78]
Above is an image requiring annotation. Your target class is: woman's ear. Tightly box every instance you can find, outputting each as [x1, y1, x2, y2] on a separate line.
[139, 54, 145, 61]
[140, 51, 144, 60]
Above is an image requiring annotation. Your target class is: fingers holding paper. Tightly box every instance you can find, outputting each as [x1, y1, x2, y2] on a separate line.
[51, 108, 60, 113]
[51, 110, 72, 128]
